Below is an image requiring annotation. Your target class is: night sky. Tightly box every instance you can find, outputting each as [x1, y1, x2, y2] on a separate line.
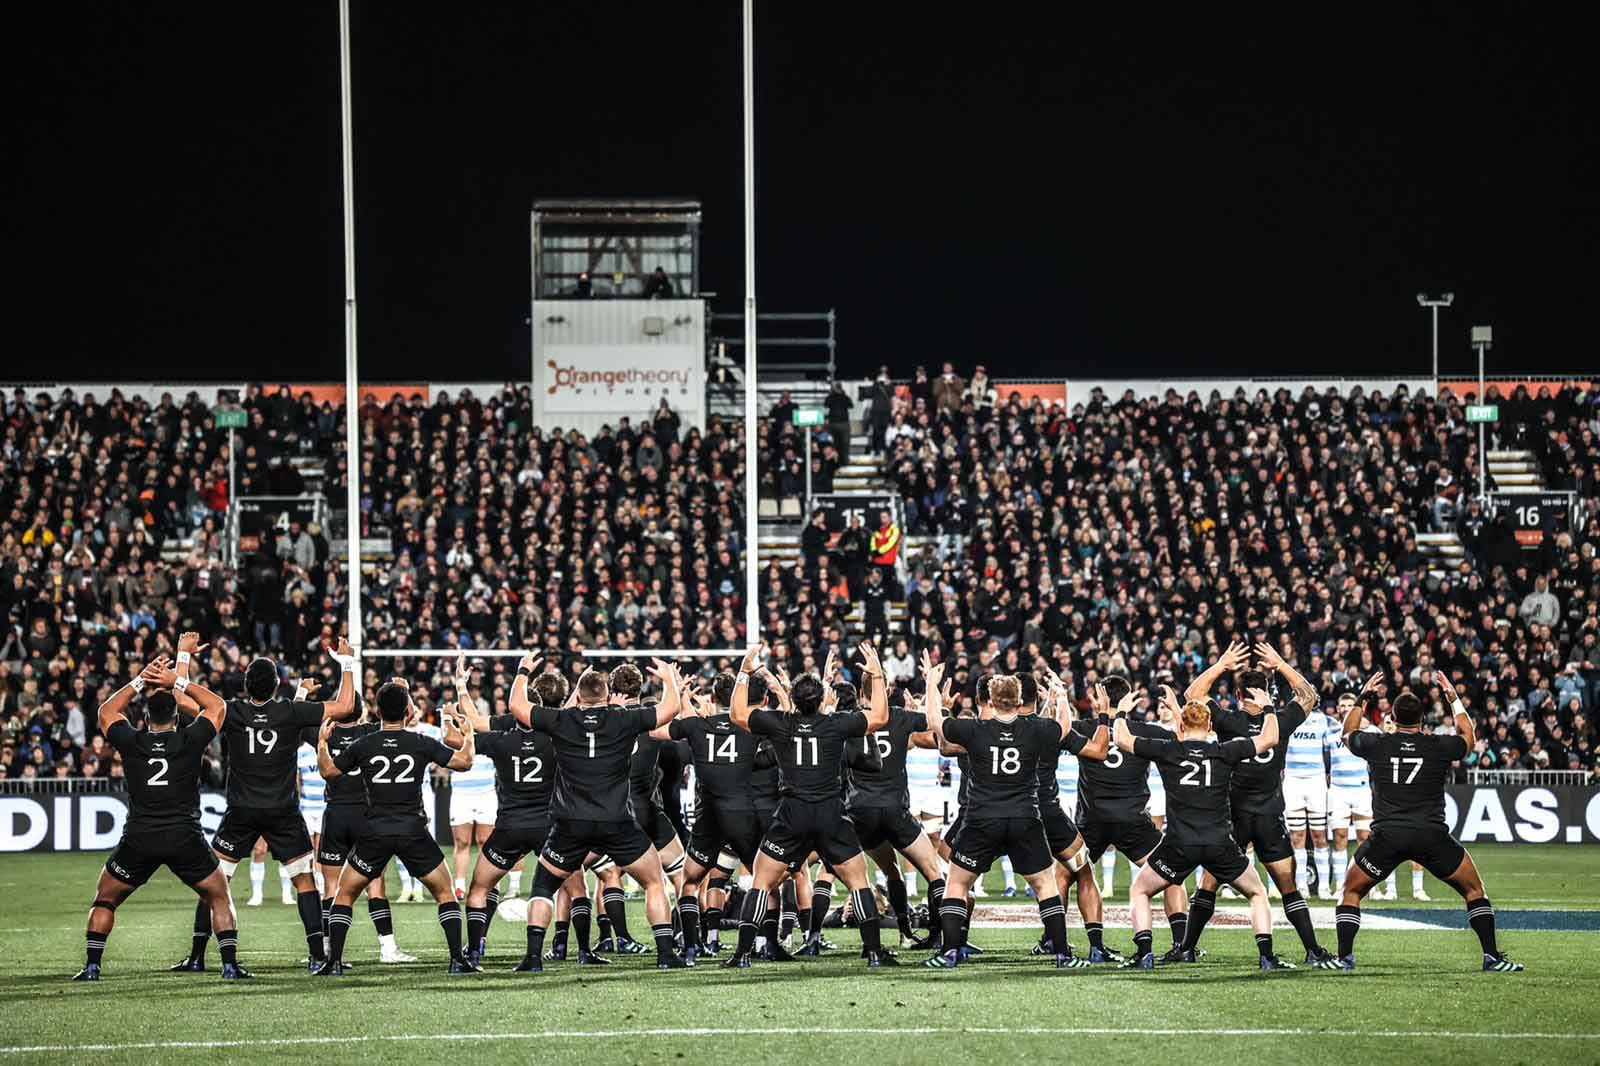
[9, 3, 1595, 383]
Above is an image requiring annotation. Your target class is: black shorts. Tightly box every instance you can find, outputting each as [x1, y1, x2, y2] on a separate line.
[543, 818, 653, 872]
[947, 816, 1053, 877]
[943, 809, 967, 851]
[106, 828, 219, 888]
[317, 804, 369, 867]
[849, 805, 924, 851]
[1230, 809, 1294, 864]
[1078, 813, 1163, 864]
[759, 798, 863, 869]
[1354, 825, 1467, 882]
[481, 820, 554, 871]
[633, 795, 678, 850]
[1040, 804, 1082, 856]
[211, 804, 315, 863]
[1146, 838, 1250, 886]
[687, 803, 763, 869]
[348, 827, 446, 880]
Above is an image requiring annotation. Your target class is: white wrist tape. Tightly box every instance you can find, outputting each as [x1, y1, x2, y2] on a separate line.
[173, 676, 191, 694]
[735, 672, 750, 686]
[175, 651, 191, 666]
[130, 677, 145, 694]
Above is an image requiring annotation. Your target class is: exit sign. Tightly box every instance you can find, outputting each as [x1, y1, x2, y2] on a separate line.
[792, 408, 826, 427]
[1466, 404, 1498, 424]
[215, 410, 248, 429]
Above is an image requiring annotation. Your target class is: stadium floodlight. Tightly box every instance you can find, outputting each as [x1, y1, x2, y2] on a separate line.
[1416, 292, 1455, 383]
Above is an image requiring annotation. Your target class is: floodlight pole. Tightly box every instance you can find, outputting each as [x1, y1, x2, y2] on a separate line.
[338, 0, 364, 660]
[741, 0, 759, 645]
[1473, 325, 1492, 501]
[1417, 292, 1453, 385]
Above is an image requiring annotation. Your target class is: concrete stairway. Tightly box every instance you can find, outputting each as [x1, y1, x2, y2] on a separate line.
[1487, 449, 1542, 490]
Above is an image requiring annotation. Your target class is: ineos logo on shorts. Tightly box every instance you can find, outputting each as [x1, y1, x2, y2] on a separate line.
[761, 839, 788, 857]
[545, 849, 567, 864]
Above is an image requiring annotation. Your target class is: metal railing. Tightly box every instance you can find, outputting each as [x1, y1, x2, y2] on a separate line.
[1466, 768, 1594, 788]
[0, 777, 127, 796]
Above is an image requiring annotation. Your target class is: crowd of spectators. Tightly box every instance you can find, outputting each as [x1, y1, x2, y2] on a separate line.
[0, 384, 750, 784]
[875, 372, 1600, 775]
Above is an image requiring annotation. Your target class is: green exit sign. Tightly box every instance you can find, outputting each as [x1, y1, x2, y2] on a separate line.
[215, 410, 248, 429]
[792, 408, 826, 427]
[1466, 404, 1498, 424]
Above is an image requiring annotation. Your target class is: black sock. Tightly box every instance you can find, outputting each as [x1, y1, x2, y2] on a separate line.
[525, 925, 546, 961]
[796, 907, 810, 939]
[1255, 932, 1274, 959]
[327, 903, 354, 963]
[1465, 896, 1499, 956]
[86, 931, 107, 966]
[1133, 928, 1153, 958]
[678, 897, 701, 953]
[367, 897, 394, 938]
[702, 906, 722, 946]
[438, 902, 464, 961]
[189, 899, 211, 961]
[651, 922, 676, 961]
[1281, 890, 1319, 952]
[939, 898, 968, 951]
[1335, 903, 1361, 957]
[1184, 888, 1216, 950]
[927, 877, 946, 931]
[1167, 910, 1188, 949]
[735, 884, 767, 957]
[965, 896, 976, 940]
[884, 875, 912, 936]
[485, 888, 502, 928]
[760, 890, 780, 947]
[466, 906, 489, 957]
[296, 890, 326, 961]
[601, 887, 632, 942]
[551, 919, 570, 954]
[779, 879, 799, 940]
[808, 882, 834, 939]
[216, 928, 238, 966]
[852, 888, 883, 953]
[1085, 921, 1105, 952]
[1038, 896, 1068, 956]
[571, 897, 592, 952]
[596, 911, 614, 943]
[322, 896, 335, 942]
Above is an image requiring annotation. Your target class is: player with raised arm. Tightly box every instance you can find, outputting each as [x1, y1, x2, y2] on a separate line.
[446, 661, 500, 901]
[1068, 672, 1186, 962]
[512, 663, 686, 972]
[724, 641, 897, 968]
[1334, 671, 1523, 973]
[1281, 677, 1339, 900]
[660, 668, 761, 963]
[316, 680, 478, 974]
[301, 683, 414, 965]
[843, 651, 948, 950]
[75, 657, 250, 981]
[922, 664, 1082, 971]
[171, 635, 357, 973]
[614, 662, 686, 952]
[1180, 641, 1338, 968]
[1116, 697, 1290, 970]
[1328, 682, 1379, 897]
[454, 653, 562, 964]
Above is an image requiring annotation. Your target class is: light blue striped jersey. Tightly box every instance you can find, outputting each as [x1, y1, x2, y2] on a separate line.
[298, 743, 326, 812]
[1056, 754, 1080, 812]
[452, 752, 497, 795]
[905, 747, 941, 795]
[1284, 710, 1337, 779]
[1330, 726, 1374, 789]
[1145, 761, 1164, 797]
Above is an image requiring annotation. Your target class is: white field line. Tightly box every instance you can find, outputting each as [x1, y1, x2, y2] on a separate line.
[4, 1026, 1600, 1054]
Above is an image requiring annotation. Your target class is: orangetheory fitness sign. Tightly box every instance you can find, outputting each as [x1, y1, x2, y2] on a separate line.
[538, 345, 701, 414]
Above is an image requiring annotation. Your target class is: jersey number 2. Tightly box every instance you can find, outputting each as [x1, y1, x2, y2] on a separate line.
[147, 758, 169, 786]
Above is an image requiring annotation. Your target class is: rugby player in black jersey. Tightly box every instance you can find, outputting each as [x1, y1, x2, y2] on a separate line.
[300, 686, 413, 965]
[1068, 673, 1186, 961]
[659, 669, 761, 963]
[1116, 697, 1289, 970]
[932, 673, 987, 958]
[75, 658, 251, 981]
[1024, 670, 1112, 961]
[841, 651, 948, 950]
[613, 662, 683, 954]
[451, 654, 563, 964]
[724, 641, 897, 968]
[1335, 670, 1523, 973]
[1180, 641, 1338, 968]
[922, 663, 1082, 970]
[513, 663, 686, 971]
[316, 679, 478, 974]
[171, 635, 357, 973]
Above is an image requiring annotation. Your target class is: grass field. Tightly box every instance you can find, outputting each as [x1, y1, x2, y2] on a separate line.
[3, 844, 1598, 1065]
